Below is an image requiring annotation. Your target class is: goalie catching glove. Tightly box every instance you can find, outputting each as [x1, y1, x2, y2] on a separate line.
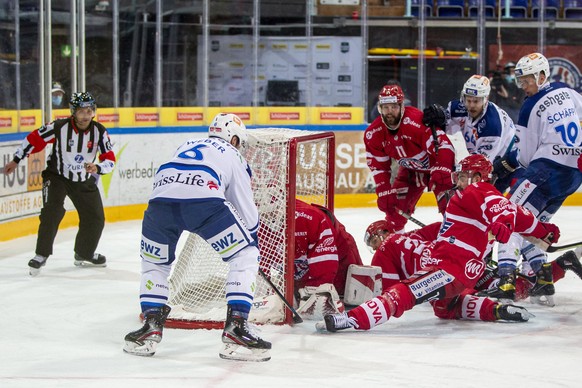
[296, 283, 345, 321]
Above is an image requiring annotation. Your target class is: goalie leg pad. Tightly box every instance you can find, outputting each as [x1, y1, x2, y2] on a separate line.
[297, 283, 345, 321]
[343, 265, 382, 306]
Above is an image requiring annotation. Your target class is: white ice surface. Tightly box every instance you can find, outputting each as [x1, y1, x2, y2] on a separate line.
[1, 207, 581, 388]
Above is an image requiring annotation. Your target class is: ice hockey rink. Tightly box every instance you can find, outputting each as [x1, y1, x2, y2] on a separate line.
[1, 206, 581, 388]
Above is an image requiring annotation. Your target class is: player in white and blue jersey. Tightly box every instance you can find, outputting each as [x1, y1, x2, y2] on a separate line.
[424, 74, 522, 194]
[123, 113, 271, 362]
[487, 53, 582, 305]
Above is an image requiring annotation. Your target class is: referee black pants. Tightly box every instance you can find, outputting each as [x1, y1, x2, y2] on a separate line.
[36, 170, 105, 260]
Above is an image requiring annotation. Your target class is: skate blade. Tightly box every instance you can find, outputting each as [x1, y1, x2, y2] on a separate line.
[219, 343, 271, 362]
[315, 321, 327, 332]
[29, 267, 42, 277]
[123, 340, 157, 357]
[74, 260, 107, 268]
[529, 295, 555, 307]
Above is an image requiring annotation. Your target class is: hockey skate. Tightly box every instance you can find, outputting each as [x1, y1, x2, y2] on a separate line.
[477, 272, 516, 303]
[529, 263, 555, 307]
[28, 255, 48, 277]
[494, 304, 535, 322]
[74, 252, 107, 267]
[556, 250, 582, 280]
[315, 312, 357, 332]
[220, 307, 271, 362]
[123, 305, 171, 357]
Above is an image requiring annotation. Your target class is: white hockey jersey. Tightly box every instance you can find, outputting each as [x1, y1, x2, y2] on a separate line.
[515, 82, 582, 168]
[150, 137, 259, 233]
[446, 99, 516, 161]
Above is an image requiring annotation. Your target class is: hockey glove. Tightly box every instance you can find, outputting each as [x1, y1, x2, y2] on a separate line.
[493, 154, 519, 180]
[376, 184, 397, 213]
[490, 222, 513, 244]
[422, 104, 448, 128]
[429, 166, 453, 192]
[529, 222, 561, 245]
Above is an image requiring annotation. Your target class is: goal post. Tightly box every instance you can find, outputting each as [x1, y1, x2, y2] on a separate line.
[165, 128, 335, 329]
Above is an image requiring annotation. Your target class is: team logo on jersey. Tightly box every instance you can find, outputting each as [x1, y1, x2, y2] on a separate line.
[398, 155, 430, 170]
[402, 116, 421, 128]
[68, 139, 75, 147]
[207, 180, 219, 190]
[465, 258, 485, 280]
[87, 141, 93, 149]
[140, 235, 169, 263]
[294, 257, 309, 280]
[549, 57, 582, 92]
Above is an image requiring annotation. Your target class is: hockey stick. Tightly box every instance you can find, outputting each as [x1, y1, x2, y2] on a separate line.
[396, 208, 426, 228]
[524, 236, 582, 253]
[258, 268, 303, 324]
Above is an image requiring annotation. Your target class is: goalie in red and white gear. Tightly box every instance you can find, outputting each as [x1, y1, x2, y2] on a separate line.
[364, 83, 456, 233]
[292, 199, 362, 320]
[318, 154, 562, 332]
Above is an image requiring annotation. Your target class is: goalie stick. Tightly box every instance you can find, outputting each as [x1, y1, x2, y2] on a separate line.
[258, 268, 303, 324]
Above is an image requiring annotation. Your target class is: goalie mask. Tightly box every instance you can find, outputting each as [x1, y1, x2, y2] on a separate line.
[452, 154, 493, 188]
[514, 52, 550, 89]
[364, 219, 397, 251]
[209, 113, 248, 149]
[461, 75, 490, 118]
[377, 84, 405, 131]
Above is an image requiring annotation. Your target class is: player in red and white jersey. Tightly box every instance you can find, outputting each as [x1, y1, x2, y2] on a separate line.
[293, 199, 361, 319]
[365, 219, 582, 322]
[318, 154, 561, 332]
[364, 83, 456, 232]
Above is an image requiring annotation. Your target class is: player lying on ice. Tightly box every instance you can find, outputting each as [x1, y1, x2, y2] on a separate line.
[360, 217, 582, 323]
[317, 154, 562, 332]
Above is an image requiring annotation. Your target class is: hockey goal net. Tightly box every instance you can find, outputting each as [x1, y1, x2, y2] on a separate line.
[165, 128, 335, 329]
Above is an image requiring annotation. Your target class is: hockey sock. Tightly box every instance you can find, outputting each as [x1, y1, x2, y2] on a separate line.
[347, 283, 414, 330]
[551, 261, 566, 283]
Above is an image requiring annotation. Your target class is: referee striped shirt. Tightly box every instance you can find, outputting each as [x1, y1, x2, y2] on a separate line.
[13, 117, 116, 182]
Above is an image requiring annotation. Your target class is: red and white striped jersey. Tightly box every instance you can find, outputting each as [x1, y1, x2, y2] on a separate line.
[13, 117, 116, 182]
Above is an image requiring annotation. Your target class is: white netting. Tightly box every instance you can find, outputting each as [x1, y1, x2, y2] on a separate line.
[166, 128, 334, 327]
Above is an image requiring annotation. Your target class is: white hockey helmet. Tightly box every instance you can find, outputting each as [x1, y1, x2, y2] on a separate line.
[461, 75, 491, 103]
[208, 113, 248, 148]
[514, 52, 550, 86]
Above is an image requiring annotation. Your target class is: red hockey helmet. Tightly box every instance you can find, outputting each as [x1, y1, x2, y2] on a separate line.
[377, 84, 405, 131]
[378, 84, 405, 106]
[453, 154, 493, 185]
[364, 219, 397, 251]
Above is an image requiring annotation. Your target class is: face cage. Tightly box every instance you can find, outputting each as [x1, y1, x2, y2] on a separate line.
[364, 230, 388, 252]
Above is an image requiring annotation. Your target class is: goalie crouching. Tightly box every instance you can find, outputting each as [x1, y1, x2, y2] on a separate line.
[292, 199, 363, 320]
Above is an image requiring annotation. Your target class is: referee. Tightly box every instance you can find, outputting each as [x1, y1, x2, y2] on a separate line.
[4, 92, 116, 276]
